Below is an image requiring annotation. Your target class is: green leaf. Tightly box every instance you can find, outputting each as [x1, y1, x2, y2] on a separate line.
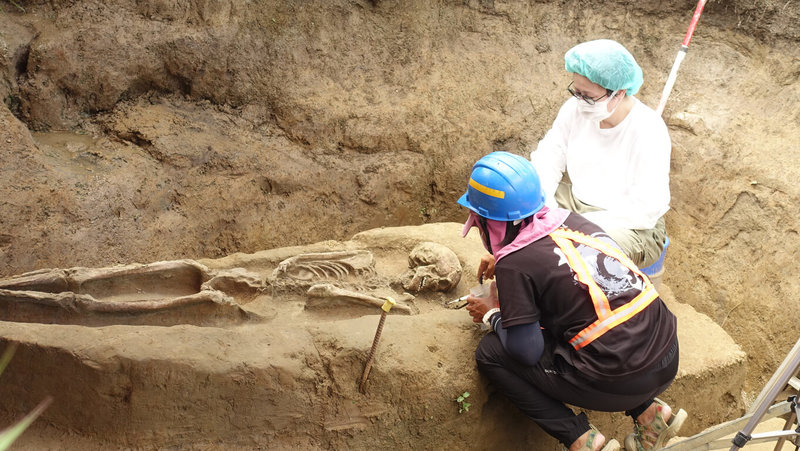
[462, 392, 470, 398]
[462, 402, 471, 412]
[456, 395, 464, 402]
[5, 1, 26, 13]
[0, 397, 52, 450]
[0, 343, 18, 377]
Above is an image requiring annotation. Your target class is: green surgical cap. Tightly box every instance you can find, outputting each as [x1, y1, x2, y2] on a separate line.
[564, 39, 643, 95]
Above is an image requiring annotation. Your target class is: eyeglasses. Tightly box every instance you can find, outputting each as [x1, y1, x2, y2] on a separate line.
[567, 81, 613, 105]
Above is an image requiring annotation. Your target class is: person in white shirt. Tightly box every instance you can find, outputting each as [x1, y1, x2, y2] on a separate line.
[530, 39, 670, 268]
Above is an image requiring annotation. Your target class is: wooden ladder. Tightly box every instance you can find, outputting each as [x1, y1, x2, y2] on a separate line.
[664, 336, 800, 450]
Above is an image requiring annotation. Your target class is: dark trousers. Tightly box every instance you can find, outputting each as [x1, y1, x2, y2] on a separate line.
[474, 333, 679, 446]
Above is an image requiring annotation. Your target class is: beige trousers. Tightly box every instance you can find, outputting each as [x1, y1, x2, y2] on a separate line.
[554, 179, 667, 268]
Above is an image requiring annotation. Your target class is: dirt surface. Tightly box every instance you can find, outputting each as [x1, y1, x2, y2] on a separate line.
[1, 0, 800, 449]
[0, 224, 748, 450]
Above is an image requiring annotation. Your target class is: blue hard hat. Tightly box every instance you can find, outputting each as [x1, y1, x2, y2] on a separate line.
[457, 151, 545, 221]
[564, 39, 644, 95]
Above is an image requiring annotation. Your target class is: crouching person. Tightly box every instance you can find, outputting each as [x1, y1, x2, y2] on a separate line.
[458, 151, 687, 451]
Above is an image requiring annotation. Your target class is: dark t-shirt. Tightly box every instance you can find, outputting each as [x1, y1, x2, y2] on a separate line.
[495, 213, 677, 382]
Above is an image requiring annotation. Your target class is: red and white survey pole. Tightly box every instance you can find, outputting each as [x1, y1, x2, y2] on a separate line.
[655, 0, 708, 116]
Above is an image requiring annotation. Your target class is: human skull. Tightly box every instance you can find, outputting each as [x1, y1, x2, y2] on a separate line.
[400, 242, 462, 293]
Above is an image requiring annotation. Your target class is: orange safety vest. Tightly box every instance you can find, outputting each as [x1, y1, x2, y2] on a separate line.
[548, 228, 659, 350]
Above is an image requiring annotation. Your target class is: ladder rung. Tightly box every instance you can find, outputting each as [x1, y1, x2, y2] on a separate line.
[661, 401, 792, 450]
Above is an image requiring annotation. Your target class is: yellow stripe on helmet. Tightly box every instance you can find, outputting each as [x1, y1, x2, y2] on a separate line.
[469, 178, 505, 199]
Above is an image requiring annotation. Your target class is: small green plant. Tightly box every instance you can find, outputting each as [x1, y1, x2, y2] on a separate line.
[455, 391, 471, 414]
[419, 206, 438, 222]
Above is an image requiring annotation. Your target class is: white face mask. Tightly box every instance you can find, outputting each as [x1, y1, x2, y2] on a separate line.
[576, 91, 619, 122]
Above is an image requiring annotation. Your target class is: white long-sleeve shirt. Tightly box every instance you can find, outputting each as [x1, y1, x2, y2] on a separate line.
[530, 96, 671, 231]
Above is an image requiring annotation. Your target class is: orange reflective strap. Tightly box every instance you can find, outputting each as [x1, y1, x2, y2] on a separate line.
[568, 285, 659, 349]
[550, 228, 652, 282]
[550, 234, 612, 317]
[549, 228, 658, 350]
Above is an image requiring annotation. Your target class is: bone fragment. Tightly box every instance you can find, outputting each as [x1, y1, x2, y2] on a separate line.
[306, 283, 413, 314]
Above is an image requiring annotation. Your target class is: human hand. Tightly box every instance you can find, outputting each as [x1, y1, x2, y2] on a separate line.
[465, 281, 499, 323]
[477, 254, 496, 282]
